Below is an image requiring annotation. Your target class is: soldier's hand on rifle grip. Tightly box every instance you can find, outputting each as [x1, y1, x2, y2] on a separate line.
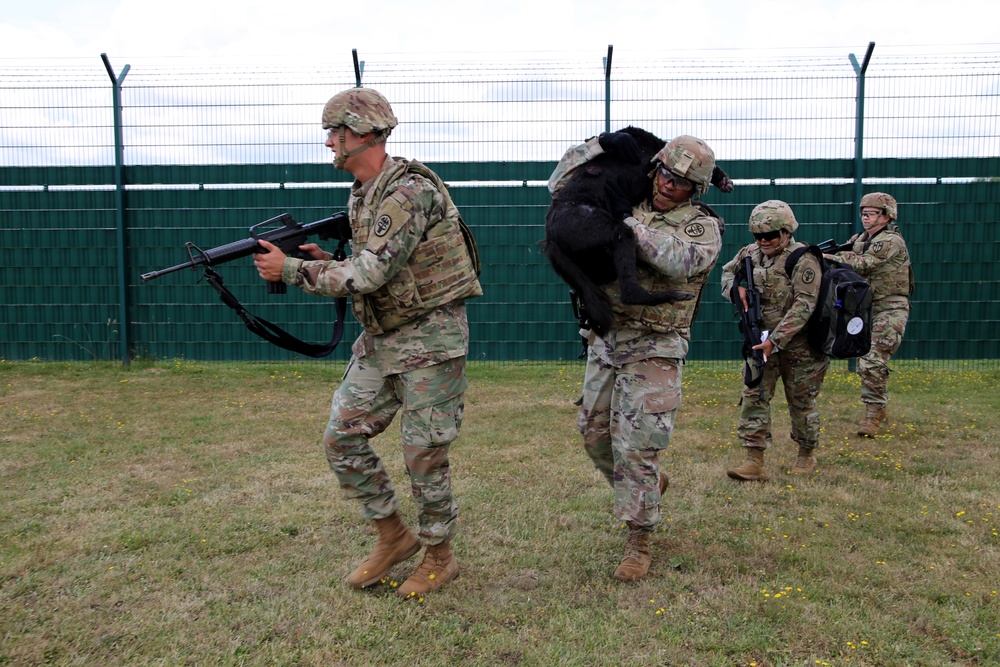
[299, 243, 331, 261]
[253, 239, 287, 282]
[737, 285, 749, 312]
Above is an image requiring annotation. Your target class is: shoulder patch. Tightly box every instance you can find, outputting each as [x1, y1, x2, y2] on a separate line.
[684, 222, 706, 238]
[802, 268, 816, 284]
[374, 214, 393, 237]
[872, 241, 884, 255]
[364, 194, 411, 254]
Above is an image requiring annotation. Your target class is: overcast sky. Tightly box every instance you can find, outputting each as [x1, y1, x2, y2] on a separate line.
[1, 0, 998, 61]
[2, 0, 997, 168]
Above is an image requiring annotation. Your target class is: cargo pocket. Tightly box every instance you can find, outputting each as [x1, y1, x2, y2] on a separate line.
[619, 359, 682, 451]
[400, 358, 468, 447]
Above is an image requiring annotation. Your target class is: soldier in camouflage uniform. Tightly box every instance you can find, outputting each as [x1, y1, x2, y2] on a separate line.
[722, 200, 829, 480]
[826, 192, 913, 437]
[254, 87, 482, 599]
[548, 133, 725, 581]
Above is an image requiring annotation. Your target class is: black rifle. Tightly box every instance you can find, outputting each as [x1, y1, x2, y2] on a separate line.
[141, 212, 352, 358]
[816, 238, 853, 254]
[735, 256, 766, 398]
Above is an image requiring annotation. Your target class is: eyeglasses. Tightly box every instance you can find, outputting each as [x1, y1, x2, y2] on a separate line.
[860, 209, 883, 219]
[753, 230, 782, 242]
[657, 164, 694, 190]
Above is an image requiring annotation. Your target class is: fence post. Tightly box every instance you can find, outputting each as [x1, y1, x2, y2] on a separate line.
[101, 53, 131, 365]
[353, 49, 364, 87]
[603, 45, 613, 133]
[849, 41, 875, 237]
[847, 41, 875, 375]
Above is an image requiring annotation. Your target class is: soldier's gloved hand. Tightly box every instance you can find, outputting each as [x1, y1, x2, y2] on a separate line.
[605, 175, 634, 220]
[598, 132, 642, 163]
[712, 165, 734, 193]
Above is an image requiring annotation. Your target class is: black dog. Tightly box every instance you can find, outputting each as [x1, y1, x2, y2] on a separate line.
[544, 126, 731, 337]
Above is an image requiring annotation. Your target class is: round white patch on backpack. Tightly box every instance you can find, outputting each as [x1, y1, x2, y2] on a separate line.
[847, 317, 865, 335]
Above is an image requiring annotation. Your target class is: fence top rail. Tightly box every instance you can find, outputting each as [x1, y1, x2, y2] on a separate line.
[3, 158, 998, 189]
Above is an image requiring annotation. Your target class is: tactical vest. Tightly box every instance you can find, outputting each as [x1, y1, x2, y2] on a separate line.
[349, 158, 483, 335]
[608, 203, 719, 339]
[747, 241, 810, 333]
[851, 225, 913, 306]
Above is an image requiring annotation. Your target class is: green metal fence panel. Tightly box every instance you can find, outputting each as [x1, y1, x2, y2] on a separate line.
[1, 188, 120, 360]
[3, 161, 997, 362]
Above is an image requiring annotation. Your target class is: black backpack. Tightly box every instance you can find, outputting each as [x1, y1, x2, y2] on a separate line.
[785, 246, 873, 359]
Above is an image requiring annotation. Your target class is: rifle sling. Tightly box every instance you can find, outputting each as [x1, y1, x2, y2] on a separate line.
[202, 251, 348, 359]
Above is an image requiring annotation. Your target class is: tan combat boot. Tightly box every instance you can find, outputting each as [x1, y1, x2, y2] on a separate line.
[346, 513, 421, 589]
[790, 446, 817, 474]
[614, 522, 652, 581]
[727, 448, 767, 481]
[397, 542, 460, 599]
[857, 405, 887, 438]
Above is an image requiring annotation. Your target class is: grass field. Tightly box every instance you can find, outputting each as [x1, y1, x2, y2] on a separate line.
[1, 360, 997, 666]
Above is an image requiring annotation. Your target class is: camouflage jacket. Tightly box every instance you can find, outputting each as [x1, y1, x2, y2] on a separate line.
[549, 137, 723, 365]
[833, 224, 913, 313]
[721, 240, 821, 352]
[280, 155, 481, 375]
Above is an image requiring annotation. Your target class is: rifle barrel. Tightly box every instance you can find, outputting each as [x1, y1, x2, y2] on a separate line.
[140, 261, 198, 282]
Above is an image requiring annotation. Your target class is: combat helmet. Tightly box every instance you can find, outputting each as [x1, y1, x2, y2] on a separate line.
[654, 135, 716, 195]
[322, 87, 397, 169]
[749, 200, 799, 234]
[859, 192, 898, 220]
[322, 87, 398, 135]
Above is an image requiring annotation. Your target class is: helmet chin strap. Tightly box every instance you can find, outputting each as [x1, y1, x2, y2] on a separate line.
[763, 231, 792, 256]
[332, 127, 388, 170]
[650, 178, 689, 212]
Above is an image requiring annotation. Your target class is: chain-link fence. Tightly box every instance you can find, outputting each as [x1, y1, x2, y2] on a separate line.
[2, 45, 998, 365]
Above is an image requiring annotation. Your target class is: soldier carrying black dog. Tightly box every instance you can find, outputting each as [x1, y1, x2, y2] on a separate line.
[548, 132, 727, 581]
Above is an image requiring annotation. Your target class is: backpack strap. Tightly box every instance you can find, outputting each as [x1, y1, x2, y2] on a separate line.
[783, 245, 824, 277]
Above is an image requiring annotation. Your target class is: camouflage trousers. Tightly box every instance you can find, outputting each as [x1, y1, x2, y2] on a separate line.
[322, 354, 467, 545]
[737, 340, 829, 451]
[578, 350, 682, 530]
[859, 306, 909, 408]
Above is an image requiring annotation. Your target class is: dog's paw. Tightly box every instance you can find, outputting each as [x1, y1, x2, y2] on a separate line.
[711, 165, 735, 193]
[662, 290, 696, 303]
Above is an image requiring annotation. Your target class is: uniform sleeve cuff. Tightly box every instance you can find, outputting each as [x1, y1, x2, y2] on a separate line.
[282, 257, 304, 285]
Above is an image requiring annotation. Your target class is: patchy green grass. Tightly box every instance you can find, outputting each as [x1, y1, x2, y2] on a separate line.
[1, 359, 997, 666]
